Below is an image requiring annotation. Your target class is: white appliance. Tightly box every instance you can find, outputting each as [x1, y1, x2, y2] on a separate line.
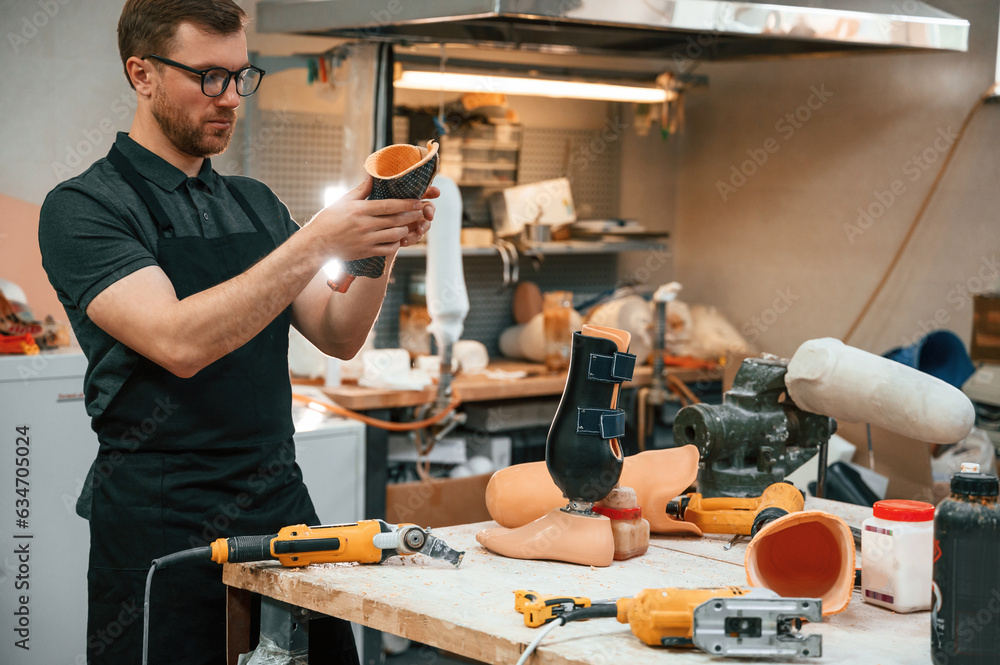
[0, 351, 94, 665]
[289, 389, 366, 523]
[0, 353, 365, 665]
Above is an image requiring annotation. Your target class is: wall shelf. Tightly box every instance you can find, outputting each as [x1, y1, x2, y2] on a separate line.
[396, 237, 667, 259]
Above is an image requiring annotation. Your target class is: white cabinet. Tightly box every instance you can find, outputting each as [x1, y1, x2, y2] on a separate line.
[0, 351, 94, 665]
[290, 391, 366, 523]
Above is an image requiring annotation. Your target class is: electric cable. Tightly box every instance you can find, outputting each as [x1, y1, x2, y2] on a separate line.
[843, 83, 999, 344]
[515, 618, 565, 665]
[514, 604, 619, 665]
[141, 546, 211, 665]
[291, 390, 461, 431]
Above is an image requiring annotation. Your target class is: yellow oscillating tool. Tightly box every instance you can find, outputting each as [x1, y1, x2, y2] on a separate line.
[209, 519, 464, 568]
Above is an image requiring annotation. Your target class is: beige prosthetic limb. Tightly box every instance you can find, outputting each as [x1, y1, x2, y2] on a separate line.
[476, 325, 632, 566]
[786, 338, 975, 443]
[484, 445, 703, 536]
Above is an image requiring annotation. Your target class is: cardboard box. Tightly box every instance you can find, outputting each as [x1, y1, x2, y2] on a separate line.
[971, 294, 1000, 362]
[838, 421, 936, 504]
[489, 177, 575, 237]
[385, 473, 493, 528]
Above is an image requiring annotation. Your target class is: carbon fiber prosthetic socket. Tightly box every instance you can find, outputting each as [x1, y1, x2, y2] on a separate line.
[342, 140, 440, 280]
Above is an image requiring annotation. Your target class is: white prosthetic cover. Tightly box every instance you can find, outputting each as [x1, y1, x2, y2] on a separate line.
[426, 175, 469, 352]
[786, 337, 975, 444]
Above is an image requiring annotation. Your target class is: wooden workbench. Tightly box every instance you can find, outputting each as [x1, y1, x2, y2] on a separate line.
[224, 497, 930, 665]
[319, 361, 721, 411]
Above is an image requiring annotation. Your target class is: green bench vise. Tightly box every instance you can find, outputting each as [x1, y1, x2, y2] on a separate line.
[673, 356, 836, 498]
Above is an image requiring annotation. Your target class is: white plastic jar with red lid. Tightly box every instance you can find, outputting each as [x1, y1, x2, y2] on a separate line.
[861, 499, 936, 613]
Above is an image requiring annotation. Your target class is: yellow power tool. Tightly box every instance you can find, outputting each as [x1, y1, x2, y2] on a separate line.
[515, 587, 821, 659]
[209, 519, 465, 568]
[514, 590, 593, 627]
[665, 481, 804, 537]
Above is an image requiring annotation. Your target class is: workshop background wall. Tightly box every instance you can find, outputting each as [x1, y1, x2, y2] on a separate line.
[672, 0, 1000, 358]
[3, 0, 996, 351]
[0, 0, 127, 318]
[0, 194, 60, 321]
[0, 1, 135, 204]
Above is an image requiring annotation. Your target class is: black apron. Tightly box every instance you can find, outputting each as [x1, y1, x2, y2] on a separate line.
[85, 144, 357, 665]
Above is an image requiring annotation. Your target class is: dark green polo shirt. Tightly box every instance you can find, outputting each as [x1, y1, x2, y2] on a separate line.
[38, 132, 300, 428]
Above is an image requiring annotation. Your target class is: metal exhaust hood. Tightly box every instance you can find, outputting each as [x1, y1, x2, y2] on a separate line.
[256, 0, 969, 61]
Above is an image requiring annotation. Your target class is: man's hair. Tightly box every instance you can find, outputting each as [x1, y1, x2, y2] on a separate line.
[117, 0, 248, 89]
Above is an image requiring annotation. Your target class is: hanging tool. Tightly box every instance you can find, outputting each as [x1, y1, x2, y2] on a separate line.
[208, 519, 465, 568]
[665, 481, 805, 549]
[493, 237, 520, 291]
[513, 587, 821, 662]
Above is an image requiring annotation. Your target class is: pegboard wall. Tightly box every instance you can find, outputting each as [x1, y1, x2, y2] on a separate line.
[252, 110, 345, 225]
[458, 126, 623, 226]
[248, 110, 625, 356]
[250, 112, 621, 228]
[518, 127, 621, 221]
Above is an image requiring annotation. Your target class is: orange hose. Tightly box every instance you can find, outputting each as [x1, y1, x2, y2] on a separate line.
[667, 374, 701, 405]
[291, 391, 462, 431]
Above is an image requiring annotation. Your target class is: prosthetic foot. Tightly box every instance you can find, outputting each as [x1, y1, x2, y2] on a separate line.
[477, 324, 635, 566]
[475, 506, 616, 567]
[331, 141, 439, 292]
[484, 445, 703, 535]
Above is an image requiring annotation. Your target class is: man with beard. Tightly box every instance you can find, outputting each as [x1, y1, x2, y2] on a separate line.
[37, 1, 436, 663]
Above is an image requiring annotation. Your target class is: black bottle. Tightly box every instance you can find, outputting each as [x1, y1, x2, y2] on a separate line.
[931, 464, 1000, 664]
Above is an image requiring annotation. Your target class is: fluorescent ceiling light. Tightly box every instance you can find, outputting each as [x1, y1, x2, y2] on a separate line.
[395, 70, 672, 104]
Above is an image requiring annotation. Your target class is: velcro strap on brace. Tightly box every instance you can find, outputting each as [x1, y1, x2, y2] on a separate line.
[588, 352, 637, 384]
[577, 408, 626, 439]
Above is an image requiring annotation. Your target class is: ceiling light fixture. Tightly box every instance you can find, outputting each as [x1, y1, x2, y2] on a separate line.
[394, 70, 673, 104]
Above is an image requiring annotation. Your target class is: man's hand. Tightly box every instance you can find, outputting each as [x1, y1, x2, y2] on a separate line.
[403, 182, 439, 246]
[304, 176, 438, 260]
[289, 177, 440, 359]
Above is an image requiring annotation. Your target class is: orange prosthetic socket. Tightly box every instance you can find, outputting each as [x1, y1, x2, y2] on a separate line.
[476, 508, 616, 567]
[744, 510, 856, 616]
[484, 445, 703, 536]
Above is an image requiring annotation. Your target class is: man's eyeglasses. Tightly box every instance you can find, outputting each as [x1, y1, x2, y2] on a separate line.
[143, 54, 265, 97]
